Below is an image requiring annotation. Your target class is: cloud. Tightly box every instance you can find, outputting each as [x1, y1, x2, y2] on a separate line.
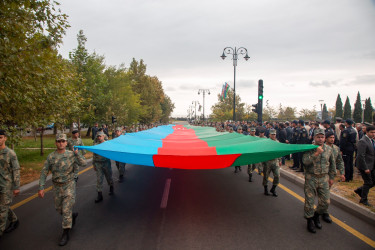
[349, 75, 375, 85]
[309, 80, 338, 87]
[165, 86, 176, 91]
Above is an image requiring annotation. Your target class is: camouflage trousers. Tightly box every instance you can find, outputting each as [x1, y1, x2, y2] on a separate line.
[115, 161, 126, 176]
[247, 164, 256, 174]
[94, 160, 113, 192]
[0, 191, 17, 235]
[304, 173, 330, 218]
[256, 162, 263, 174]
[53, 181, 75, 229]
[262, 164, 280, 186]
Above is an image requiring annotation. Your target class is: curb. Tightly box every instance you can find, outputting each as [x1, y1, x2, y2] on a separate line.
[280, 168, 375, 225]
[20, 158, 93, 193]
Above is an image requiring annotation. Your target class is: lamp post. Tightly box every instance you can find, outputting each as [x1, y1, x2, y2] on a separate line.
[198, 89, 210, 121]
[192, 101, 200, 123]
[362, 99, 366, 123]
[319, 100, 324, 120]
[221, 47, 250, 121]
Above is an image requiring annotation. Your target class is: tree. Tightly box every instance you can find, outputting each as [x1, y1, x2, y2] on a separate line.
[211, 89, 245, 121]
[335, 94, 343, 121]
[278, 104, 297, 121]
[299, 108, 318, 121]
[352, 91, 363, 123]
[322, 104, 329, 120]
[364, 98, 374, 123]
[343, 97, 352, 120]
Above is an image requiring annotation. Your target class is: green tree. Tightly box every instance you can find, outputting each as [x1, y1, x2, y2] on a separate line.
[211, 89, 245, 121]
[335, 94, 343, 121]
[299, 108, 317, 121]
[364, 98, 374, 123]
[343, 96, 352, 120]
[278, 104, 297, 121]
[352, 91, 363, 123]
[322, 104, 329, 120]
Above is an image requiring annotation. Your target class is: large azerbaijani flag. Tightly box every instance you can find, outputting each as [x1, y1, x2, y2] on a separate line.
[77, 125, 317, 169]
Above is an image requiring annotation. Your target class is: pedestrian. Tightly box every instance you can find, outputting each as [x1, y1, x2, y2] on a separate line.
[302, 129, 337, 234]
[67, 130, 86, 158]
[354, 125, 375, 206]
[93, 131, 114, 203]
[113, 127, 126, 182]
[102, 124, 109, 137]
[38, 133, 86, 246]
[340, 119, 357, 182]
[262, 129, 281, 196]
[0, 130, 20, 238]
[91, 123, 99, 140]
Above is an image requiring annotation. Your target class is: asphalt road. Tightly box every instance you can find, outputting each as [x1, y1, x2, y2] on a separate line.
[1, 162, 375, 250]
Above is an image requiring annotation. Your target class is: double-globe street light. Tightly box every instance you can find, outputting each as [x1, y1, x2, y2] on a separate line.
[221, 47, 250, 121]
[198, 89, 210, 121]
[192, 100, 200, 123]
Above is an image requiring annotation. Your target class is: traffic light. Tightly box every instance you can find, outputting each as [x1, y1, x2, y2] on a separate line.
[258, 79, 264, 100]
[112, 116, 117, 124]
[252, 103, 258, 113]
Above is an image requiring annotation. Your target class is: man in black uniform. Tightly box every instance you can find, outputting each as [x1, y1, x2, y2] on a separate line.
[290, 120, 300, 170]
[296, 120, 310, 172]
[340, 119, 357, 182]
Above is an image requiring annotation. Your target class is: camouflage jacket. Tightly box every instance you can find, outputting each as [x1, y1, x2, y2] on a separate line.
[328, 143, 344, 176]
[262, 139, 281, 167]
[39, 150, 86, 190]
[0, 147, 20, 193]
[93, 141, 110, 163]
[302, 144, 336, 180]
[67, 138, 86, 155]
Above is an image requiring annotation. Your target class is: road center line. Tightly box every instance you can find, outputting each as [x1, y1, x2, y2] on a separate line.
[160, 178, 171, 209]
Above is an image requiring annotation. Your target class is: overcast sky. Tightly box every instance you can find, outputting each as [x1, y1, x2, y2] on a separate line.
[58, 0, 375, 117]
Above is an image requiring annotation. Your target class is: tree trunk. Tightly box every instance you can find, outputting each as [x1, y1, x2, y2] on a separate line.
[40, 128, 44, 156]
[69, 121, 74, 134]
[86, 126, 91, 137]
[53, 124, 57, 135]
[78, 118, 81, 136]
[34, 127, 37, 142]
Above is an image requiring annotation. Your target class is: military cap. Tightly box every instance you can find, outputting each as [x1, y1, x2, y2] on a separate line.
[364, 122, 372, 126]
[115, 127, 122, 131]
[72, 130, 79, 134]
[259, 128, 266, 133]
[292, 120, 298, 124]
[0, 130, 6, 136]
[325, 131, 335, 138]
[250, 127, 256, 132]
[335, 117, 342, 121]
[345, 119, 354, 125]
[298, 120, 304, 125]
[269, 129, 277, 135]
[237, 126, 243, 130]
[322, 120, 330, 125]
[314, 128, 325, 136]
[96, 131, 105, 137]
[56, 133, 67, 141]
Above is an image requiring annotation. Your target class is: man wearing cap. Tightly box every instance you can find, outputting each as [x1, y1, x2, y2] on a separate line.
[67, 130, 86, 157]
[302, 129, 336, 233]
[340, 119, 357, 182]
[38, 133, 86, 246]
[325, 131, 345, 181]
[247, 127, 257, 182]
[323, 120, 338, 146]
[93, 131, 114, 203]
[0, 130, 20, 238]
[113, 127, 126, 182]
[262, 129, 281, 196]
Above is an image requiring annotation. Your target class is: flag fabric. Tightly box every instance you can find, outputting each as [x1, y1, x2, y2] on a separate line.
[77, 125, 317, 169]
[223, 82, 230, 99]
[198, 105, 202, 112]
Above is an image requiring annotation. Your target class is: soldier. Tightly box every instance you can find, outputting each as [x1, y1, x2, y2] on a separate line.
[38, 133, 86, 246]
[262, 129, 281, 196]
[93, 131, 114, 203]
[247, 128, 257, 182]
[340, 119, 357, 182]
[255, 128, 267, 175]
[296, 120, 310, 172]
[0, 130, 20, 238]
[325, 132, 345, 179]
[67, 130, 86, 158]
[302, 129, 339, 234]
[113, 127, 126, 182]
[290, 120, 300, 170]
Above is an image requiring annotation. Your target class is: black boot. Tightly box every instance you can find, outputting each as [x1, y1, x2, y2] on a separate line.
[322, 213, 332, 223]
[264, 186, 270, 196]
[312, 212, 322, 229]
[109, 185, 114, 195]
[354, 188, 362, 198]
[248, 173, 252, 182]
[4, 220, 19, 233]
[119, 175, 124, 183]
[234, 166, 239, 173]
[307, 218, 316, 233]
[59, 229, 70, 246]
[270, 185, 278, 197]
[95, 192, 103, 203]
[72, 213, 78, 228]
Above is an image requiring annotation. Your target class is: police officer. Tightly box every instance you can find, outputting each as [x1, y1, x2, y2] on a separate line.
[247, 128, 257, 182]
[296, 120, 310, 172]
[93, 131, 114, 203]
[290, 120, 300, 170]
[0, 130, 20, 238]
[262, 129, 281, 196]
[340, 119, 357, 182]
[113, 127, 126, 182]
[67, 130, 86, 158]
[322, 120, 338, 146]
[302, 129, 338, 234]
[38, 133, 86, 246]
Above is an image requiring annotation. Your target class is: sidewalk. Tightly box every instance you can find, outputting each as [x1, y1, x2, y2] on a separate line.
[280, 164, 375, 224]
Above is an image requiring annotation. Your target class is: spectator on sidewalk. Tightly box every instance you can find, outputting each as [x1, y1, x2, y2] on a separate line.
[340, 119, 357, 182]
[91, 123, 99, 140]
[354, 125, 375, 206]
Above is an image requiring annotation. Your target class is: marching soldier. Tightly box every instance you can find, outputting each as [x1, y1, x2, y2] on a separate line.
[325, 131, 345, 178]
[38, 133, 86, 246]
[112, 127, 126, 182]
[302, 129, 341, 234]
[296, 120, 310, 172]
[93, 131, 114, 203]
[247, 128, 257, 182]
[0, 130, 20, 238]
[67, 130, 86, 158]
[262, 129, 281, 196]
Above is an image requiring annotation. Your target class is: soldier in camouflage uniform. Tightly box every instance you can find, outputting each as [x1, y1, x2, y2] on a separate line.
[67, 130, 86, 158]
[113, 127, 126, 183]
[255, 129, 266, 175]
[262, 129, 281, 196]
[0, 130, 20, 238]
[325, 131, 345, 179]
[38, 133, 86, 246]
[247, 128, 257, 182]
[93, 131, 114, 203]
[302, 128, 340, 234]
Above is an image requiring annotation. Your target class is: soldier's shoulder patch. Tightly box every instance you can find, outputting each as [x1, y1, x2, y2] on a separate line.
[343, 133, 347, 138]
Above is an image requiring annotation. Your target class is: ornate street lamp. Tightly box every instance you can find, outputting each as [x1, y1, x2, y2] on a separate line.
[198, 89, 210, 121]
